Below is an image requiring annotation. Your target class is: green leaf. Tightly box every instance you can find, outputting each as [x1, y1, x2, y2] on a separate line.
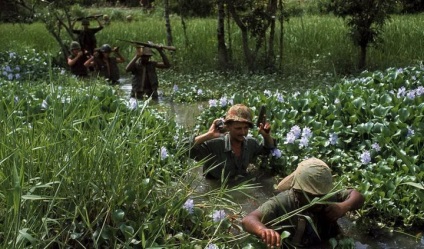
[401, 182, 424, 190]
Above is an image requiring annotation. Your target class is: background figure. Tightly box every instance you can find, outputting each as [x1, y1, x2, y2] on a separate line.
[126, 46, 170, 100]
[72, 18, 103, 55]
[67, 41, 90, 78]
[85, 44, 125, 85]
[242, 158, 365, 248]
[185, 104, 276, 180]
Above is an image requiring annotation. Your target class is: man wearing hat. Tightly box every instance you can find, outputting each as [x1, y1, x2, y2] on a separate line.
[242, 158, 364, 248]
[67, 41, 90, 78]
[126, 46, 171, 100]
[84, 44, 126, 85]
[187, 104, 276, 180]
[71, 17, 103, 55]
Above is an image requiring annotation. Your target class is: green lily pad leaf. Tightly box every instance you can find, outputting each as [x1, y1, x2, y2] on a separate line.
[373, 105, 392, 117]
[398, 108, 410, 122]
[112, 209, 125, 222]
[352, 97, 364, 109]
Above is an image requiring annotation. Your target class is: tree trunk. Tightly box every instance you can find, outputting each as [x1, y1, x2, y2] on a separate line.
[266, 0, 278, 70]
[359, 44, 367, 70]
[163, 0, 173, 46]
[228, 2, 254, 71]
[278, 0, 284, 71]
[217, 0, 229, 68]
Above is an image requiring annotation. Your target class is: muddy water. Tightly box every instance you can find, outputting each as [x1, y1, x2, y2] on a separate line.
[119, 83, 424, 249]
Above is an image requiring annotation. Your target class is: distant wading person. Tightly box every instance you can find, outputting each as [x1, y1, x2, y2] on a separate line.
[84, 44, 125, 85]
[67, 41, 90, 78]
[72, 18, 103, 55]
[126, 46, 170, 100]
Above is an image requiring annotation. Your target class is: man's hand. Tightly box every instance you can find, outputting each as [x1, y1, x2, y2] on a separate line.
[258, 122, 271, 135]
[324, 203, 347, 222]
[259, 228, 281, 248]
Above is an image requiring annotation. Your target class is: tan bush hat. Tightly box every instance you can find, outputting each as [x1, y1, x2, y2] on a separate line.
[224, 104, 253, 128]
[276, 158, 333, 195]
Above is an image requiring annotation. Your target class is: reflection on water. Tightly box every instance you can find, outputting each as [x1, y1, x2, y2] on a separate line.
[118, 82, 424, 249]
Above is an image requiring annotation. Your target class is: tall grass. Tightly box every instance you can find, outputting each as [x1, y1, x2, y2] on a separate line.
[1, 12, 423, 77]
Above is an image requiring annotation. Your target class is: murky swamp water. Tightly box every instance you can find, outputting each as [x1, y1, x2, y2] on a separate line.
[120, 82, 424, 249]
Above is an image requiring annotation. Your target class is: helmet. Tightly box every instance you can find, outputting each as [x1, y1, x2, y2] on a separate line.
[141, 47, 153, 56]
[224, 104, 253, 128]
[81, 19, 90, 26]
[277, 158, 333, 195]
[100, 44, 112, 53]
[70, 41, 81, 50]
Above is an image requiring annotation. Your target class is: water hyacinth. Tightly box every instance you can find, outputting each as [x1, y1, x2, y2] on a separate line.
[284, 132, 296, 144]
[407, 127, 415, 137]
[299, 136, 310, 148]
[360, 151, 371, 165]
[208, 99, 217, 107]
[276, 92, 284, 102]
[329, 133, 338, 145]
[212, 210, 226, 222]
[271, 148, 282, 158]
[183, 199, 194, 214]
[219, 96, 227, 107]
[371, 143, 381, 152]
[173, 84, 179, 92]
[160, 146, 168, 160]
[205, 244, 219, 249]
[197, 88, 203, 95]
[290, 125, 302, 139]
[301, 127, 313, 139]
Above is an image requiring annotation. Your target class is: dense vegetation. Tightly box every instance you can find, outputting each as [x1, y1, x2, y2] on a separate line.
[1, 5, 424, 249]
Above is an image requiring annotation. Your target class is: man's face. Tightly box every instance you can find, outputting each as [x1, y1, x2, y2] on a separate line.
[72, 48, 80, 55]
[227, 122, 250, 143]
[295, 189, 326, 213]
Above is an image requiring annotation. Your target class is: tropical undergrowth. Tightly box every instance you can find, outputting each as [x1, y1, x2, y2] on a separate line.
[193, 62, 424, 230]
[1, 49, 423, 248]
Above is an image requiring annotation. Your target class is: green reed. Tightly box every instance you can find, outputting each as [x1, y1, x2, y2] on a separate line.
[2, 12, 423, 77]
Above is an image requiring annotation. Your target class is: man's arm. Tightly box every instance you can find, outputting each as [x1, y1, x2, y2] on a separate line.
[324, 189, 365, 222]
[155, 47, 171, 69]
[193, 119, 223, 145]
[126, 47, 142, 72]
[113, 47, 125, 63]
[242, 210, 281, 248]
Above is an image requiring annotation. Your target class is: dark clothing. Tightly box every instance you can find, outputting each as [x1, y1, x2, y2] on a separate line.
[257, 189, 351, 247]
[68, 53, 90, 77]
[186, 133, 273, 179]
[127, 60, 159, 99]
[94, 57, 121, 84]
[72, 27, 103, 55]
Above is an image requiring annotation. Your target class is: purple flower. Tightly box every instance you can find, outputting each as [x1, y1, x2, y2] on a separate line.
[8, 73, 13, 80]
[290, 125, 302, 139]
[15, 73, 21, 80]
[271, 148, 282, 158]
[206, 244, 219, 249]
[397, 87, 406, 98]
[173, 84, 179, 92]
[371, 143, 381, 152]
[302, 127, 313, 139]
[160, 146, 168, 160]
[407, 127, 415, 137]
[416, 86, 424, 96]
[406, 90, 416, 99]
[183, 199, 194, 214]
[334, 98, 340, 104]
[208, 99, 217, 107]
[284, 132, 296, 144]
[212, 210, 226, 222]
[276, 92, 284, 103]
[329, 133, 338, 145]
[360, 151, 371, 164]
[299, 136, 309, 148]
[197, 89, 203, 95]
[219, 96, 227, 107]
